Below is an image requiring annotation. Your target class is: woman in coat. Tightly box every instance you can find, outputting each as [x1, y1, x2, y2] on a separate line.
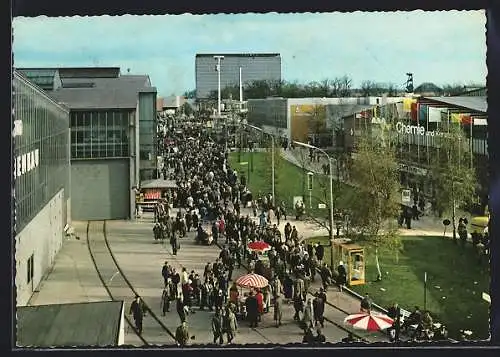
[273, 295, 283, 327]
[255, 289, 264, 321]
[302, 298, 315, 332]
[176, 295, 186, 323]
[223, 306, 238, 344]
[283, 274, 294, 301]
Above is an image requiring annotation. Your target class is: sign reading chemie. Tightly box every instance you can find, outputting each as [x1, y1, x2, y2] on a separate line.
[14, 149, 39, 178]
[395, 122, 445, 137]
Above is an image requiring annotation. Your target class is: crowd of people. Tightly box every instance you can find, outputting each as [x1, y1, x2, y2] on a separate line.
[132, 119, 357, 345]
[122, 116, 466, 346]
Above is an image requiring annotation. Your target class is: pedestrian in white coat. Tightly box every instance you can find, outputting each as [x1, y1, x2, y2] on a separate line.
[302, 297, 315, 331]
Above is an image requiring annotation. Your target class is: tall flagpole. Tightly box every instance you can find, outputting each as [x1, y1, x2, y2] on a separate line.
[470, 119, 473, 170]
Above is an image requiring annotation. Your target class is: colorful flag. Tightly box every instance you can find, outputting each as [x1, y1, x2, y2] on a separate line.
[473, 118, 488, 126]
[428, 107, 443, 122]
[403, 98, 416, 112]
[460, 114, 472, 125]
[451, 113, 472, 124]
[410, 102, 418, 121]
[396, 102, 404, 118]
[451, 113, 462, 123]
[418, 104, 428, 122]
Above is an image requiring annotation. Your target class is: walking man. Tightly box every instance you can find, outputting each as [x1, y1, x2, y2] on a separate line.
[175, 321, 190, 346]
[171, 230, 179, 255]
[129, 295, 145, 335]
[211, 309, 224, 344]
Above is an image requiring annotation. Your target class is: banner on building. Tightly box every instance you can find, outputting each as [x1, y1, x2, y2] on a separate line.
[410, 102, 418, 121]
[428, 107, 444, 122]
[418, 104, 428, 122]
[396, 102, 404, 118]
[473, 118, 488, 126]
[451, 113, 472, 124]
[403, 98, 416, 112]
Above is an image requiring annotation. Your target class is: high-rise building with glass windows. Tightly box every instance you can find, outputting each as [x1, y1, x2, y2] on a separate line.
[18, 67, 158, 221]
[13, 70, 71, 306]
[195, 53, 281, 99]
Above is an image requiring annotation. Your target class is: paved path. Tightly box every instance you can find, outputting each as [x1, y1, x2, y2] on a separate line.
[26, 221, 109, 306]
[280, 148, 472, 239]
[106, 217, 350, 345]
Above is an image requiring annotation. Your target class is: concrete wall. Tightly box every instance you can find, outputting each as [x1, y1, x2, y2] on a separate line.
[16, 189, 66, 307]
[70, 159, 130, 220]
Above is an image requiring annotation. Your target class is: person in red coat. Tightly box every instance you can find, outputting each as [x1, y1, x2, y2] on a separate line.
[255, 289, 264, 322]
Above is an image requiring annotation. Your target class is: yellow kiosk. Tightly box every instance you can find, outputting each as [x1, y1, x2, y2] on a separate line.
[333, 241, 366, 286]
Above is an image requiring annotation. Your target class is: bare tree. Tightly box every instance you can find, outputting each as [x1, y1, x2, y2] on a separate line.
[347, 132, 401, 281]
[320, 79, 331, 97]
[330, 78, 341, 97]
[360, 80, 376, 97]
[338, 75, 353, 97]
[429, 123, 477, 240]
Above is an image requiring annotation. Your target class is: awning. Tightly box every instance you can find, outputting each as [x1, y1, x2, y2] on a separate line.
[141, 179, 178, 189]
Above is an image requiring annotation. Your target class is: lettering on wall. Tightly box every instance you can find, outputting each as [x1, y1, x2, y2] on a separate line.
[395, 122, 445, 137]
[14, 149, 39, 178]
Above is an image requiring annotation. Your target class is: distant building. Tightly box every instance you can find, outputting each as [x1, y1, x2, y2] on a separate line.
[414, 82, 443, 96]
[157, 95, 187, 115]
[13, 70, 71, 306]
[18, 67, 158, 221]
[195, 53, 281, 99]
[342, 95, 488, 212]
[247, 96, 404, 145]
[456, 87, 487, 97]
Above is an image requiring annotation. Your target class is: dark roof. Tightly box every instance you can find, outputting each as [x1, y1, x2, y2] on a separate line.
[18, 67, 121, 79]
[423, 96, 487, 114]
[414, 82, 443, 93]
[17, 301, 123, 347]
[17, 68, 57, 90]
[50, 75, 155, 109]
[196, 53, 280, 58]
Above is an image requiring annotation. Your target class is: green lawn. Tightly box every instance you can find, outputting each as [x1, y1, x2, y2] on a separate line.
[228, 151, 356, 216]
[305, 235, 490, 340]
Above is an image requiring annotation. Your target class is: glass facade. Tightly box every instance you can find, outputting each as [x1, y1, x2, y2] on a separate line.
[247, 99, 288, 129]
[195, 54, 281, 99]
[70, 110, 131, 159]
[18, 69, 57, 91]
[138, 91, 157, 180]
[347, 101, 489, 210]
[13, 72, 70, 233]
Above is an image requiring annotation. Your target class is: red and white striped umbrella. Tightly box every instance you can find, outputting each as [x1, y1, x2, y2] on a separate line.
[344, 312, 394, 331]
[247, 241, 271, 253]
[236, 273, 269, 289]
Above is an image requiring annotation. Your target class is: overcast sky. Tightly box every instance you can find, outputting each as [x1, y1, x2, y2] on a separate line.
[13, 11, 486, 97]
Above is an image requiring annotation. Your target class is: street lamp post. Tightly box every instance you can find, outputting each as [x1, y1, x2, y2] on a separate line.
[245, 123, 275, 207]
[213, 55, 224, 117]
[293, 141, 335, 269]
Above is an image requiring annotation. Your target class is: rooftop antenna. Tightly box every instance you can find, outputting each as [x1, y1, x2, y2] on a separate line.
[405, 73, 414, 93]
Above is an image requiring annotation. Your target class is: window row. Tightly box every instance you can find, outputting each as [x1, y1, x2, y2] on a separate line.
[70, 110, 131, 128]
[71, 128, 128, 145]
[71, 143, 129, 159]
[14, 80, 69, 147]
[15, 161, 68, 233]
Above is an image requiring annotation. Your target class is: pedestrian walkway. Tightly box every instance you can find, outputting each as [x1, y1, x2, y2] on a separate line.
[105, 218, 349, 344]
[26, 221, 109, 307]
[280, 148, 472, 239]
